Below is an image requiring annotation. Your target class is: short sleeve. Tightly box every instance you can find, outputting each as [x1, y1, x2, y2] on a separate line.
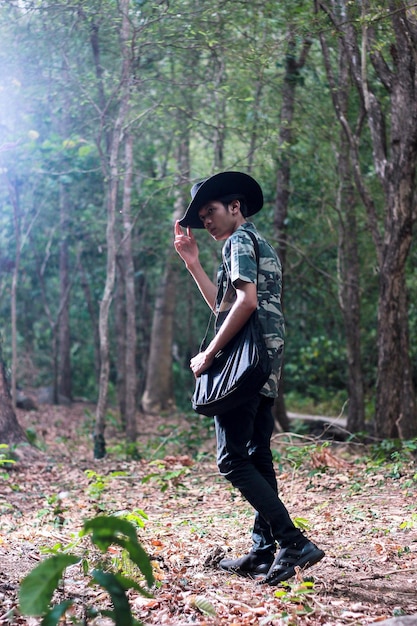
[227, 231, 257, 286]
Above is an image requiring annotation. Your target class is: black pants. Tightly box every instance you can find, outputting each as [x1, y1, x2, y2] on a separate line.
[214, 394, 304, 554]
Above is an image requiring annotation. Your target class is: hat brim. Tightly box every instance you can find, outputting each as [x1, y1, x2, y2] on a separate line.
[178, 171, 264, 229]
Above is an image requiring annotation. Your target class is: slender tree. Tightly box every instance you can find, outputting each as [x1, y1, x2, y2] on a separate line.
[121, 133, 137, 444]
[273, 34, 312, 432]
[334, 43, 365, 433]
[8, 175, 21, 411]
[58, 180, 72, 402]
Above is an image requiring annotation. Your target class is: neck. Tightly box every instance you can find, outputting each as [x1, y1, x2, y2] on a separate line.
[232, 216, 247, 232]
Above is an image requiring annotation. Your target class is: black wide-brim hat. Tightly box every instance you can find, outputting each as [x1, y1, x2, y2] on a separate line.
[178, 171, 264, 229]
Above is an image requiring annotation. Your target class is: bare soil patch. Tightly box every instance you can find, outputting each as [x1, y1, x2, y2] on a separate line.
[1, 403, 416, 625]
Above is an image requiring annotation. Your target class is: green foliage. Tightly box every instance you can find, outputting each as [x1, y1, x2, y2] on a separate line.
[0, 444, 16, 472]
[274, 580, 316, 618]
[19, 515, 154, 625]
[141, 459, 191, 493]
[293, 516, 312, 532]
[367, 438, 417, 467]
[285, 390, 350, 423]
[123, 509, 148, 530]
[24, 427, 38, 446]
[19, 555, 80, 616]
[399, 514, 417, 530]
[110, 419, 214, 462]
[285, 335, 347, 401]
[90, 571, 138, 626]
[41, 600, 74, 626]
[273, 441, 330, 473]
[82, 516, 153, 587]
[84, 470, 129, 508]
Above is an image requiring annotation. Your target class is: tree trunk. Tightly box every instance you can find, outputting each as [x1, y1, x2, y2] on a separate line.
[94, 170, 118, 458]
[141, 260, 178, 414]
[376, 223, 416, 439]
[211, 46, 226, 171]
[58, 181, 72, 402]
[273, 35, 311, 432]
[32, 226, 60, 404]
[135, 272, 151, 400]
[0, 336, 42, 463]
[0, 337, 43, 462]
[115, 258, 127, 424]
[121, 133, 137, 444]
[0, 338, 27, 445]
[247, 27, 269, 173]
[334, 40, 365, 433]
[80, 261, 101, 383]
[336, 146, 365, 433]
[93, 0, 132, 457]
[8, 176, 20, 411]
[373, 4, 417, 438]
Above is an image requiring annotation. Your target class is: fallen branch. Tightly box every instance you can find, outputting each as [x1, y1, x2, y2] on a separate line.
[358, 567, 417, 580]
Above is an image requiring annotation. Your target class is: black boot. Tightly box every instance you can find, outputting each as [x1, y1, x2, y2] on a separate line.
[219, 552, 274, 579]
[260, 541, 325, 586]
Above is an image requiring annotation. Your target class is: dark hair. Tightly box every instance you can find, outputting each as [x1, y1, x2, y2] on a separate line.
[218, 194, 249, 218]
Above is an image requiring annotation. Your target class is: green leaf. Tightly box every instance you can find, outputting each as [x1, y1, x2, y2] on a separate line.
[82, 516, 154, 587]
[91, 570, 133, 626]
[82, 515, 138, 545]
[124, 509, 148, 528]
[293, 517, 311, 531]
[123, 538, 154, 587]
[19, 555, 80, 616]
[40, 600, 74, 626]
[102, 572, 152, 597]
[77, 144, 93, 157]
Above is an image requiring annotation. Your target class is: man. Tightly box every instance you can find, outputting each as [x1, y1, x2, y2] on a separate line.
[174, 171, 324, 585]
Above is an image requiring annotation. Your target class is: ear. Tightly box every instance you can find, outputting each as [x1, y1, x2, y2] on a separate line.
[230, 199, 241, 214]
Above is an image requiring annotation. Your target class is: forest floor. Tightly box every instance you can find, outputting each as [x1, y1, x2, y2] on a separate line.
[1, 401, 417, 626]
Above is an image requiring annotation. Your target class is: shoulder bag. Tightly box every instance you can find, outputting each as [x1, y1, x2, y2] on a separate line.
[192, 231, 271, 417]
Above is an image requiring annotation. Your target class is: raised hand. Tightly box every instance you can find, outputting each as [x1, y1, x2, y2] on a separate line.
[174, 220, 199, 268]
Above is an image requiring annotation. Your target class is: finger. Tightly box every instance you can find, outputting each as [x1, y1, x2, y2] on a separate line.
[187, 226, 196, 243]
[174, 220, 183, 235]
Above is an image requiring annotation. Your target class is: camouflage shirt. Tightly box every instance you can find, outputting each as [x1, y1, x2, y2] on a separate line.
[215, 222, 285, 398]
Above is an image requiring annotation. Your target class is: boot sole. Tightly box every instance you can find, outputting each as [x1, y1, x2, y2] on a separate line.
[219, 564, 271, 579]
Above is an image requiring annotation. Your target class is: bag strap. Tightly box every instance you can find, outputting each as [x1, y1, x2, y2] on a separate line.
[199, 230, 260, 351]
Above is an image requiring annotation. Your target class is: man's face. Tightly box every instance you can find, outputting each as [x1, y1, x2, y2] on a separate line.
[198, 200, 242, 240]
